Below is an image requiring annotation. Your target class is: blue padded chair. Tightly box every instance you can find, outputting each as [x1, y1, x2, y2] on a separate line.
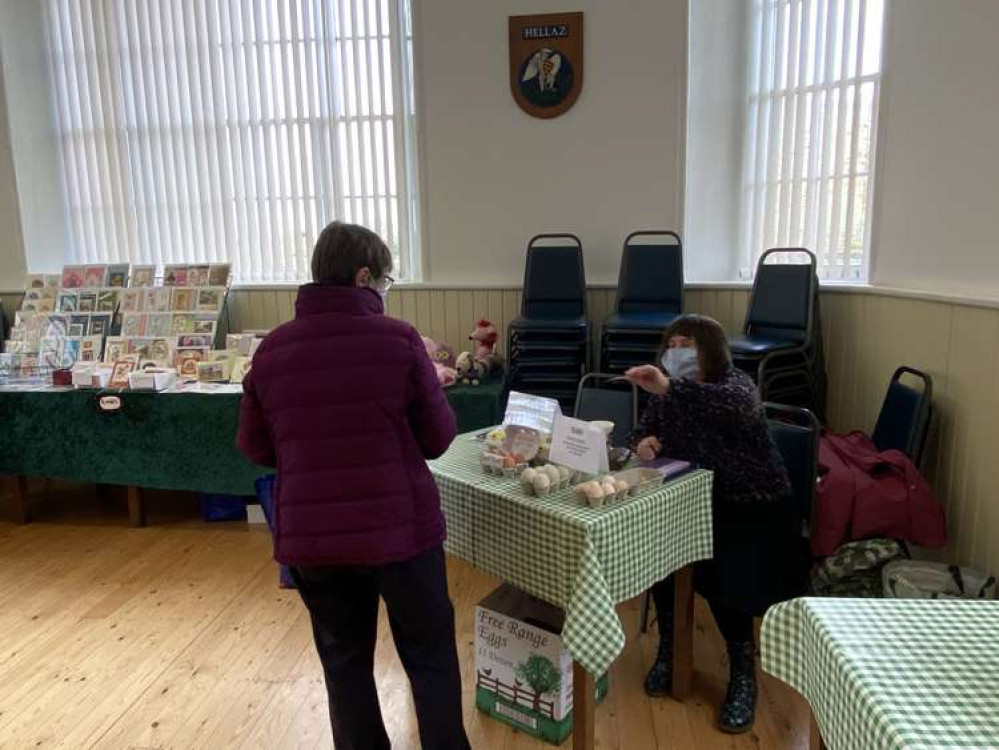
[765, 402, 821, 527]
[603, 231, 683, 332]
[573, 373, 639, 448]
[871, 367, 933, 467]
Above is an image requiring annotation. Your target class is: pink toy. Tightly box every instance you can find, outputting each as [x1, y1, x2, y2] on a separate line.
[470, 319, 499, 363]
[455, 319, 503, 385]
[422, 336, 457, 388]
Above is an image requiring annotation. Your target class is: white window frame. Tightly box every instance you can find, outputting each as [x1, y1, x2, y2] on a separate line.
[739, 0, 886, 280]
[43, 0, 421, 284]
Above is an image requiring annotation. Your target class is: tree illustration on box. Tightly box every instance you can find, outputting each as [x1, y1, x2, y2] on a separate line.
[515, 655, 562, 713]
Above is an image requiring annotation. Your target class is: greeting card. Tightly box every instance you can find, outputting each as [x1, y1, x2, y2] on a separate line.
[171, 287, 196, 312]
[83, 265, 108, 287]
[61, 266, 85, 288]
[208, 263, 231, 287]
[96, 288, 121, 313]
[106, 264, 130, 287]
[88, 313, 112, 336]
[78, 291, 97, 312]
[131, 265, 156, 287]
[57, 291, 78, 313]
[196, 287, 225, 312]
[163, 265, 188, 287]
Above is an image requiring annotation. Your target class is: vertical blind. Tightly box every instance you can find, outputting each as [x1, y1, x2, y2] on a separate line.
[44, 0, 420, 284]
[740, 0, 885, 279]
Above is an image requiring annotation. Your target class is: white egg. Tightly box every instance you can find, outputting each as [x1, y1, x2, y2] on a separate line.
[533, 474, 552, 496]
[557, 465, 571, 482]
[585, 486, 605, 507]
[520, 467, 538, 490]
[544, 464, 561, 482]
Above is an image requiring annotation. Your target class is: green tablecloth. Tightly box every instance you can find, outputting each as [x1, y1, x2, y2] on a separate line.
[443, 380, 506, 433]
[0, 387, 267, 495]
[762, 597, 999, 750]
[0, 383, 506, 495]
[430, 433, 714, 677]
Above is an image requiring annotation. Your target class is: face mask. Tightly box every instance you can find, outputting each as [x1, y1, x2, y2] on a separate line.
[661, 347, 700, 380]
[369, 282, 388, 301]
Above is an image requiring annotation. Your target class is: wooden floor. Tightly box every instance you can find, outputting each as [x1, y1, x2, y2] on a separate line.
[0, 486, 811, 750]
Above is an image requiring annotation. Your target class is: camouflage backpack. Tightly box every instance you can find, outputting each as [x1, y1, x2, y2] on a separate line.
[810, 538, 909, 598]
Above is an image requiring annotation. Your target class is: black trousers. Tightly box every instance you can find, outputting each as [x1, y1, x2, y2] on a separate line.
[651, 575, 753, 645]
[291, 546, 471, 750]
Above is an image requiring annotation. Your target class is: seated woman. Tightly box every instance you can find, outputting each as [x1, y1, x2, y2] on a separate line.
[625, 314, 805, 734]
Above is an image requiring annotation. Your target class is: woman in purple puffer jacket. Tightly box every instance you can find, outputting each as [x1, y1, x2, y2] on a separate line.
[237, 221, 470, 750]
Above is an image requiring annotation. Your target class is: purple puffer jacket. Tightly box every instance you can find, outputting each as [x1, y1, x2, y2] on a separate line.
[237, 284, 457, 566]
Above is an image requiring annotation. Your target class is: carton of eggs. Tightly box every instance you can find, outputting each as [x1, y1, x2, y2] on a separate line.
[573, 475, 633, 508]
[520, 464, 574, 496]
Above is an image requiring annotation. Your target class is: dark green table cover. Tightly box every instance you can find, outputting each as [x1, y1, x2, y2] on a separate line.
[0, 380, 505, 496]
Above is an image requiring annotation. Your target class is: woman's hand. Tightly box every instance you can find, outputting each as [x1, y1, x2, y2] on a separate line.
[624, 365, 671, 397]
[636, 436, 662, 462]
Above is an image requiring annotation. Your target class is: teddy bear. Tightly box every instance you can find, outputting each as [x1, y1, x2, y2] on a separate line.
[422, 336, 457, 388]
[455, 351, 487, 386]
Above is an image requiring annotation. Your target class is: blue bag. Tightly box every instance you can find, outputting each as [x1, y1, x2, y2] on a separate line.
[254, 474, 296, 589]
[199, 493, 247, 522]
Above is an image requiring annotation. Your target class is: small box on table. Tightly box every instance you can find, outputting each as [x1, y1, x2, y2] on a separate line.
[475, 584, 608, 745]
[128, 368, 177, 391]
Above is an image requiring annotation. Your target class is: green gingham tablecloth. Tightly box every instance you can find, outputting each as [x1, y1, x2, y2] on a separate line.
[430, 433, 714, 677]
[762, 597, 999, 750]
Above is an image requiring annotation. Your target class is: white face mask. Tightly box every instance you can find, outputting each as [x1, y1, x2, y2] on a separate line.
[661, 347, 700, 380]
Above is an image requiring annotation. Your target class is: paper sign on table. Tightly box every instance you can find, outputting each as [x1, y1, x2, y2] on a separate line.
[548, 414, 609, 476]
[503, 390, 562, 436]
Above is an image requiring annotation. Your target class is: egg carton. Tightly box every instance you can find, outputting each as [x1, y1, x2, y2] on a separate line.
[574, 468, 664, 508]
[519, 465, 577, 496]
[480, 451, 528, 477]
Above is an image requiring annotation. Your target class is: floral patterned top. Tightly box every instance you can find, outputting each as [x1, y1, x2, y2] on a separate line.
[635, 367, 791, 504]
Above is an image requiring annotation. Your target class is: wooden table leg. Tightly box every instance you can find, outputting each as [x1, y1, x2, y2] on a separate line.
[810, 711, 827, 750]
[572, 662, 595, 750]
[12, 475, 30, 524]
[671, 563, 695, 699]
[127, 486, 146, 527]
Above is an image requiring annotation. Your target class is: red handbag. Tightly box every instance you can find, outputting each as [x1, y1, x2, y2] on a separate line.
[812, 431, 946, 556]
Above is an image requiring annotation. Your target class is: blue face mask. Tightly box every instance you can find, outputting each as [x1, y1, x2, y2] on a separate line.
[661, 347, 700, 380]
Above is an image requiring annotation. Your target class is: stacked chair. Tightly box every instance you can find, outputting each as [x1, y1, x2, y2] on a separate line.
[507, 234, 589, 412]
[729, 248, 827, 419]
[600, 231, 684, 375]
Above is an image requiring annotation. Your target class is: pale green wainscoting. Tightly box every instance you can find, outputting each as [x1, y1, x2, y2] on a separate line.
[3, 283, 997, 580]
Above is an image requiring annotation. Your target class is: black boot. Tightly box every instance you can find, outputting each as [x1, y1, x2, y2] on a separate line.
[644, 632, 673, 697]
[719, 640, 757, 733]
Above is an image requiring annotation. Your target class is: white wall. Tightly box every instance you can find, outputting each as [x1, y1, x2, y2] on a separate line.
[871, 0, 999, 299]
[683, 0, 748, 281]
[0, 46, 26, 288]
[416, 0, 688, 286]
[0, 0, 68, 289]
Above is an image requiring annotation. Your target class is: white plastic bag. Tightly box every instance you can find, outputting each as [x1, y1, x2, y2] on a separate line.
[882, 560, 996, 600]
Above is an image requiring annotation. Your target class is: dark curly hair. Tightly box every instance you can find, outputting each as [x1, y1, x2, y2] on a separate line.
[658, 314, 732, 383]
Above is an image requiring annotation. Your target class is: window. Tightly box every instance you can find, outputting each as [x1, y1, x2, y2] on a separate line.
[740, 0, 885, 279]
[43, 0, 420, 284]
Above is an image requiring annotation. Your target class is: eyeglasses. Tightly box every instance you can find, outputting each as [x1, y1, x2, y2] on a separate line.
[380, 275, 395, 292]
